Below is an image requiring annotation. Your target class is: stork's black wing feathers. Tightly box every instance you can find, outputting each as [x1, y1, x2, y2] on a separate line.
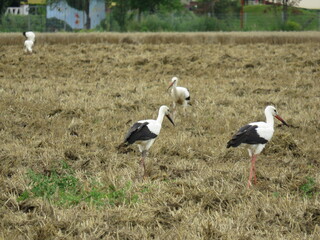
[185, 88, 191, 100]
[227, 125, 268, 148]
[123, 122, 157, 145]
[185, 88, 191, 105]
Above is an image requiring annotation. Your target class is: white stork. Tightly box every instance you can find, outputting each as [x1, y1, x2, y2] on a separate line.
[23, 31, 36, 42]
[24, 40, 34, 54]
[167, 77, 191, 118]
[227, 105, 289, 188]
[118, 105, 175, 179]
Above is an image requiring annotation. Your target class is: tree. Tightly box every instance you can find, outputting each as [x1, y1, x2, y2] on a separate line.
[275, 0, 301, 24]
[129, 0, 182, 21]
[110, 0, 182, 31]
[112, 0, 130, 31]
[196, 0, 240, 18]
[214, 0, 240, 18]
[0, 0, 20, 16]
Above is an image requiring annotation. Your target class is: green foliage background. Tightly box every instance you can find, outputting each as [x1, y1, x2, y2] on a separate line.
[0, 1, 319, 32]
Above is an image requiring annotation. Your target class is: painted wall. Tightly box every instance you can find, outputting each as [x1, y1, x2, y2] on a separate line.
[46, 0, 106, 29]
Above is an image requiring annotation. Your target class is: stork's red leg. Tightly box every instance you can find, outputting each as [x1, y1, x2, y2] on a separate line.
[139, 150, 148, 180]
[252, 155, 257, 185]
[139, 157, 146, 179]
[247, 155, 254, 188]
[247, 154, 258, 188]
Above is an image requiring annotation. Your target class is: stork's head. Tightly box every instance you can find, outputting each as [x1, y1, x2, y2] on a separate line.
[265, 105, 289, 126]
[159, 105, 175, 126]
[167, 77, 178, 91]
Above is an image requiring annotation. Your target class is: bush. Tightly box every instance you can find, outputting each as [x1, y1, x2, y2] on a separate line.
[282, 20, 301, 31]
[126, 11, 236, 32]
[46, 17, 72, 32]
[0, 14, 46, 32]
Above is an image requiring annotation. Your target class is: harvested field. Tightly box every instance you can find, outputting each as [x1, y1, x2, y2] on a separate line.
[0, 32, 320, 239]
[2, 31, 320, 45]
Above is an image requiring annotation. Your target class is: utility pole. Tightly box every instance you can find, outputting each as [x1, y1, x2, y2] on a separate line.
[240, 0, 244, 29]
[283, 0, 288, 24]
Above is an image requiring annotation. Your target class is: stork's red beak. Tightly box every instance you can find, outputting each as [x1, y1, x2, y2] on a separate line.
[166, 114, 175, 126]
[167, 82, 174, 91]
[275, 115, 289, 126]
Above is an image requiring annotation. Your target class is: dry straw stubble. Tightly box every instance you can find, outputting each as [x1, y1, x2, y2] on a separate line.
[0, 32, 319, 239]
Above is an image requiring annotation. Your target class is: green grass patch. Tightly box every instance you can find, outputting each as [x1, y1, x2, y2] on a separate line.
[18, 161, 139, 207]
[299, 177, 318, 198]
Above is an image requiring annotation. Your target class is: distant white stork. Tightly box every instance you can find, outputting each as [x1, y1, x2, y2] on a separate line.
[23, 31, 36, 42]
[227, 106, 289, 188]
[24, 40, 34, 54]
[118, 105, 175, 179]
[23, 31, 35, 54]
[167, 77, 191, 118]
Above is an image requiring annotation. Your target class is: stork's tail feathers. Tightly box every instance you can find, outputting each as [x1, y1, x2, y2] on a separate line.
[117, 142, 129, 150]
[226, 138, 242, 148]
[117, 142, 135, 154]
[226, 141, 233, 148]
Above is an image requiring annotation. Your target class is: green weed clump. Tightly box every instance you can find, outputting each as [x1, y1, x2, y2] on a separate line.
[300, 177, 318, 198]
[18, 162, 138, 207]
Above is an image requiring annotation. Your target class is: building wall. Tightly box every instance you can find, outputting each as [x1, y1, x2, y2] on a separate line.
[46, 0, 105, 29]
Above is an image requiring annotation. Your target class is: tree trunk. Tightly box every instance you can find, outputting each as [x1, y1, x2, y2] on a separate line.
[138, 8, 141, 22]
[85, 0, 91, 29]
[209, 1, 215, 17]
[283, 0, 288, 24]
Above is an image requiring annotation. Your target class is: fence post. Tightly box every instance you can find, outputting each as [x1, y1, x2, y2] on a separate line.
[240, 0, 244, 29]
[318, 11, 320, 31]
[28, 12, 31, 30]
[64, 7, 67, 31]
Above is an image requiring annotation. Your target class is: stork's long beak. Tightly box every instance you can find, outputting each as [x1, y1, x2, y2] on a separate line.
[167, 82, 174, 91]
[166, 114, 175, 126]
[275, 115, 289, 126]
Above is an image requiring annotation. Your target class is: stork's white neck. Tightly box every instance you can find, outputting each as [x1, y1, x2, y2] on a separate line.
[265, 110, 274, 126]
[156, 109, 166, 125]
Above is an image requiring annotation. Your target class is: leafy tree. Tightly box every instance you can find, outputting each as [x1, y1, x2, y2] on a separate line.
[279, 0, 301, 23]
[0, 0, 20, 17]
[110, 0, 130, 31]
[130, 0, 182, 21]
[270, 0, 301, 24]
[213, 0, 240, 18]
[110, 0, 182, 31]
[196, 0, 240, 18]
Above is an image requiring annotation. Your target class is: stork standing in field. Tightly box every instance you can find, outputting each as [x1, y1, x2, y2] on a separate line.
[227, 106, 289, 188]
[118, 105, 175, 179]
[23, 31, 35, 54]
[167, 77, 191, 119]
